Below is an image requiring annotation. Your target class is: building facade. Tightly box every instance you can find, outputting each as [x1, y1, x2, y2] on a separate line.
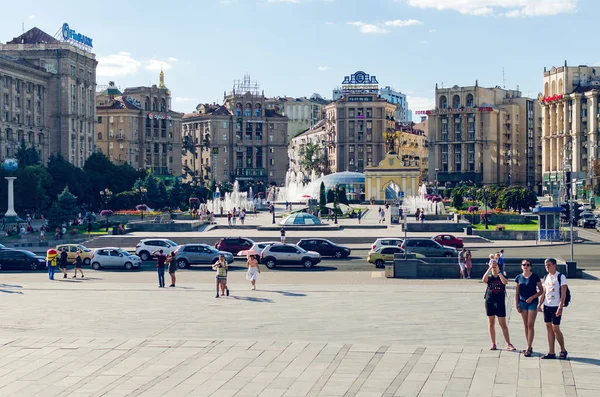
[425, 83, 541, 188]
[181, 77, 289, 187]
[394, 122, 428, 181]
[540, 64, 600, 196]
[379, 86, 412, 123]
[95, 72, 183, 177]
[0, 27, 98, 167]
[265, 94, 329, 138]
[0, 54, 51, 163]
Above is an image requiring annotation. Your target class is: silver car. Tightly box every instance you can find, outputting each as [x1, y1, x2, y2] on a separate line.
[260, 243, 321, 269]
[401, 239, 457, 257]
[91, 247, 142, 270]
[173, 244, 234, 269]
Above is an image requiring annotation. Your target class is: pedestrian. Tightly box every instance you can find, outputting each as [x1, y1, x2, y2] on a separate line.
[59, 247, 68, 279]
[498, 249, 506, 276]
[153, 249, 167, 288]
[72, 251, 85, 278]
[515, 259, 543, 357]
[212, 254, 228, 298]
[538, 258, 569, 359]
[46, 248, 58, 280]
[464, 250, 472, 279]
[280, 226, 286, 243]
[379, 208, 385, 223]
[483, 259, 516, 351]
[240, 209, 246, 225]
[232, 208, 237, 225]
[415, 208, 420, 220]
[419, 211, 425, 223]
[87, 221, 92, 237]
[357, 209, 362, 224]
[246, 254, 261, 290]
[167, 252, 177, 287]
[317, 210, 321, 221]
[227, 211, 232, 226]
[220, 205, 224, 217]
[327, 210, 333, 221]
[458, 248, 466, 279]
[40, 226, 46, 242]
[285, 200, 289, 211]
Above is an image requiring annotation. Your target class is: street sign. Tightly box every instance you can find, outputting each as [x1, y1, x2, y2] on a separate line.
[399, 192, 405, 198]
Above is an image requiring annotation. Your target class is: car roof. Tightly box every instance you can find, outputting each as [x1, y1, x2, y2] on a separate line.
[95, 247, 123, 250]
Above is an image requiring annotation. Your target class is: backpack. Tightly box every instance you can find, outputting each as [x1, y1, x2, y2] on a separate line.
[555, 272, 571, 307]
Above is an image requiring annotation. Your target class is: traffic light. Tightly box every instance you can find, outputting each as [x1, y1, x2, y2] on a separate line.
[573, 204, 582, 223]
[560, 202, 570, 224]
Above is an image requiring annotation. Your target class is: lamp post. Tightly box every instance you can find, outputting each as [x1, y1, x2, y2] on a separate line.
[137, 186, 147, 219]
[99, 188, 112, 210]
[334, 184, 339, 225]
[272, 201, 276, 224]
[434, 168, 440, 214]
[483, 186, 489, 230]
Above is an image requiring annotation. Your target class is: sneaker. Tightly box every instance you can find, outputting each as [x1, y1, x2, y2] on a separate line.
[226, 288, 230, 296]
[489, 344, 497, 351]
[72, 275, 76, 279]
[467, 276, 471, 279]
[63, 274, 67, 278]
[215, 294, 219, 298]
[169, 285, 175, 287]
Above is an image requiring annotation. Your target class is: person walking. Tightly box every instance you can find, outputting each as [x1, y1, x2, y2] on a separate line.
[167, 252, 177, 287]
[227, 211, 232, 226]
[379, 208, 385, 224]
[246, 254, 261, 290]
[153, 249, 167, 288]
[538, 258, 569, 359]
[40, 226, 46, 242]
[483, 259, 516, 351]
[498, 249, 506, 276]
[357, 209, 362, 224]
[59, 247, 68, 279]
[464, 250, 473, 279]
[240, 209, 246, 225]
[72, 251, 85, 278]
[280, 226, 286, 243]
[232, 208, 237, 225]
[458, 248, 466, 279]
[212, 254, 229, 298]
[46, 248, 58, 280]
[86, 221, 92, 237]
[515, 259, 543, 357]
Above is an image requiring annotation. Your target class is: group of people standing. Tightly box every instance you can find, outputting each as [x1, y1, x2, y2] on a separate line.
[227, 208, 246, 226]
[484, 257, 569, 359]
[153, 249, 178, 288]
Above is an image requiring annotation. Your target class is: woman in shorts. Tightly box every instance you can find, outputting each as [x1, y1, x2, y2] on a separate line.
[483, 259, 515, 351]
[167, 252, 177, 287]
[212, 254, 228, 298]
[246, 254, 261, 290]
[464, 250, 473, 279]
[72, 251, 84, 279]
[515, 259, 543, 357]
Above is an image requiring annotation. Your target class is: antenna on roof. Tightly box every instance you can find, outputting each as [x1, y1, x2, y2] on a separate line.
[22, 21, 24, 33]
[502, 67, 506, 89]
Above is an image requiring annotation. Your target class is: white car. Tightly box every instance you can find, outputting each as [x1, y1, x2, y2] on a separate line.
[370, 238, 404, 251]
[91, 247, 142, 270]
[249, 241, 280, 255]
[135, 239, 178, 261]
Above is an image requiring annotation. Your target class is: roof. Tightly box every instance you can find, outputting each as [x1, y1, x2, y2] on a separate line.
[265, 109, 286, 118]
[6, 27, 59, 45]
[96, 96, 140, 110]
[0, 54, 46, 72]
[183, 105, 231, 120]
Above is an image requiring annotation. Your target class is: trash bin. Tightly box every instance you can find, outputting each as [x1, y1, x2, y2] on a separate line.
[385, 263, 395, 278]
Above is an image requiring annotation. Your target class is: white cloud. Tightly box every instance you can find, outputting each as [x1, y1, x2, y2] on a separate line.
[28, 15, 36, 20]
[174, 97, 199, 104]
[97, 52, 142, 77]
[404, 0, 577, 17]
[145, 59, 173, 72]
[317, 66, 329, 71]
[167, 57, 178, 62]
[428, 29, 436, 33]
[348, 22, 389, 34]
[384, 19, 423, 27]
[408, 95, 435, 111]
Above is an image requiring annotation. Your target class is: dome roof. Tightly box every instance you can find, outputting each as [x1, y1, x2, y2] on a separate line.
[280, 213, 323, 226]
[314, 171, 365, 186]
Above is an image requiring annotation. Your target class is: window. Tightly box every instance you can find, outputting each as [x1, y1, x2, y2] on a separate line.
[270, 159, 275, 166]
[98, 116, 103, 124]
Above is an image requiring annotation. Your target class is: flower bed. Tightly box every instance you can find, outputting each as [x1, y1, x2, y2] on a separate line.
[114, 210, 163, 216]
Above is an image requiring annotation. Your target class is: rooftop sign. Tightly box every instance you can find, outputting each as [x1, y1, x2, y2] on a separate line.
[61, 23, 93, 48]
[340, 71, 379, 95]
[415, 107, 494, 115]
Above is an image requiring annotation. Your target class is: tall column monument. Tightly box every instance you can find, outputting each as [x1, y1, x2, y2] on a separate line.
[3, 158, 20, 221]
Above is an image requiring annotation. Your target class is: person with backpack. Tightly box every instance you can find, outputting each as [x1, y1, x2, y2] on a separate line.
[538, 258, 569, 359]
[515, 259, 543, 357]
[482, 259, 516, 351]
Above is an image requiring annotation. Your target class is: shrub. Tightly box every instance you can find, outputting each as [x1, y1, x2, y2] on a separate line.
[468, 206, 479, 213]
[495, 225, 506, 231]
[100, 210, 114, 218]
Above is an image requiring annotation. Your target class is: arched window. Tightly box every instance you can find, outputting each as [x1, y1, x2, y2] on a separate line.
[160, 98, 166, 112]
[28, 131, 34, 143]
[439, 96, 447, 109]
[245, 103, 252, 117]
[235, 103, 242, 117]
[98, 132, 102, 140]
[551, 81, 556, 96]
[152, 98, 158, 112]
[255, 104, 262, 117]
[38, 134, 44, 145]
[145, 97, 150, 111]
[17, 130, 24, 142]
[466, 94, 474, 107]
[558, 79, 563, 95]
[452, 95, 461, 108]
[544, 82, 549, 97]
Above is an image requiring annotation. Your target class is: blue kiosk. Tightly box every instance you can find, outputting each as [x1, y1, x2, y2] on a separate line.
[533, 206, 564, 242]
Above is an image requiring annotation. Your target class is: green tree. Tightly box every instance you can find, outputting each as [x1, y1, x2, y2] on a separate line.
[326, 188, 334, 204]
[451, 189, 464, 209]
[298, 142, 325, 174]
[110, 191, 138, 210]
[158, 181, 168, 208]
[497, 186, 537, 212]
[47, 154, 88, 205]
[14, 165, 53, 213]
[319, 182, 326, 209]
[47, 187, 79, 228]
[15, 139, 41, 166]
[168, 178, 186, 209]
[144, 175, 162, 209]
[338, 186, 348, 205]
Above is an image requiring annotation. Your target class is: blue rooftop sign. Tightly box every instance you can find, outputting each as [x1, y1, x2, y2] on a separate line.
[61, 23, 93, 47]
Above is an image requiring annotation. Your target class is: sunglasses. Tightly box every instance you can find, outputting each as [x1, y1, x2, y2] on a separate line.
[521, 263, 531, 267]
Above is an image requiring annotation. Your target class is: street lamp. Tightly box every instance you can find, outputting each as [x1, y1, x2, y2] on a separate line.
[334, 184, 339, 225]
[434, 168, 440, 214]
[136, 186, 147, 219]
[272, 201, 276, 224]
[99, 188, 112, 210]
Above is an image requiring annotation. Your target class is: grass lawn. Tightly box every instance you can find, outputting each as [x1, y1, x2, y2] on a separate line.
[473, 221, 539, 231]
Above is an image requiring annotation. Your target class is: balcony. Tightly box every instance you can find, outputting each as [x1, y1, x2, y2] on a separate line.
[235, 168, 266, 177]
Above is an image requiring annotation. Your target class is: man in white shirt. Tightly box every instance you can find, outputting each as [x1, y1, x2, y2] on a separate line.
[537, 258, 568, 359]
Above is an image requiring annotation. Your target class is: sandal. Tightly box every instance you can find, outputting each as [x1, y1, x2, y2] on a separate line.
[489, 344, 497, 351]
[541, 353, 556, 359]
[507, 344, 516, 351]
[523, 347, 532, 357]
[559, 351, 568, 360]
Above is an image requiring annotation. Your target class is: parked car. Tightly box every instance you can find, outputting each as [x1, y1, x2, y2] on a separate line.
[367, 246, 425, 268]
[578, 211, 596, 228]
[91, 248, 142, 270]
[135, 239, 178, 261]
[55, 244, 93, 265]
[0, 249, 46, 271]
[401, 238, 457, 257]
[297, 238, 351, 258]
[432, 234, 464, 249]
[215, 237, 254, 255]
[579, 204, 592, 212]
[260, 243, 321, 269]
[249, 241, 280, 255]
[173, 244, 234, 269]
[370, 238, 404, 251]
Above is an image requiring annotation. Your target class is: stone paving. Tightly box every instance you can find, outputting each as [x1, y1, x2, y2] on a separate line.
[0, 270, 598, 396]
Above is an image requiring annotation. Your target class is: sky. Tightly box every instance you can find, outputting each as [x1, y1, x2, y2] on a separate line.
[0, 0, 595, 121]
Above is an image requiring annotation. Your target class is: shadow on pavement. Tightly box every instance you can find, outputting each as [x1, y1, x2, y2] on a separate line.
[231, 296, 274, 303]
[260, 290, 307, 297]
[568, 357, 600, 366]
[0, 288, 23, 294]
[581, 272, 599, 280]
[0, 283, 22, 288]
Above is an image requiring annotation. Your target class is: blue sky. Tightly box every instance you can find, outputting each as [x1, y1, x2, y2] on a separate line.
[0, 0, 594, 120]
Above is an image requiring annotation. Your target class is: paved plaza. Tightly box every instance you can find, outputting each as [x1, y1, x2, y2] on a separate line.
[0, 269, 599, 397]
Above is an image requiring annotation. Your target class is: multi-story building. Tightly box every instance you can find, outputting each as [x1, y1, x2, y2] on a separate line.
[0, 26, 98, 166]
[394, 122, 428, 180]
[540, 63, 600, 196]
[265, 94, 329, 138]
[181, 76, 289, 187]
[0, 54, 51, 162]
[379, 86, 412, 123]
[95, 71, 182, 177]
[288, 119, 328, 174]
[424, 83, 541, 188]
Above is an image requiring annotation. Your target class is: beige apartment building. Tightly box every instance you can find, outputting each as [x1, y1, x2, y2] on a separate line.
[541, 63, 600, 195]
[266, 94, 329, 138]
[395, 122, 428, 181]
[181, 76, 289, 187]
[425, 83, 541, 188]
[95, 71, 183, 177]
[0, 26, 98, 166]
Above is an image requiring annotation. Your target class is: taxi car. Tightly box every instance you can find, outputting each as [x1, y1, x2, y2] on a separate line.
[55, 244, 93, 265]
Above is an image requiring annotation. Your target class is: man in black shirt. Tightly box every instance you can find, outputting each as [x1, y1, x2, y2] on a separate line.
[59, 248, 69, 279]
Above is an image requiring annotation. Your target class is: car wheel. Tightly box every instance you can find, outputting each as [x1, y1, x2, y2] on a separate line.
[92, 262, 101, 270]
[177, 259, 188, 269]
[444, 253, 453, 258]
[334, 251, 342, 259]
[139, 251, 150, 261]
[83, 258, 91, 265]
[265, 259, 276, 269]
[303, 259, 313, 269]
[124, 262, 133, 270]
[375, 259, 384, 268]
[29, 262, 38, 271]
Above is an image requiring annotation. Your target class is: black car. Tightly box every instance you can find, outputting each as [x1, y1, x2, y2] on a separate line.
[0, 249, 46, 271]
[296, 238, 351, 259]
[578, 212, 596, 228]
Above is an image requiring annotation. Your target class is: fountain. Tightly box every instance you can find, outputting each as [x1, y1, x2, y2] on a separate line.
[273, 169, 322, 203]
[206, 181, 255, 214]
[402, 183, 445, 215]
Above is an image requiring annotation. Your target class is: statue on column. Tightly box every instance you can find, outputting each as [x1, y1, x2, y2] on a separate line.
[3, 158, 23, 224]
